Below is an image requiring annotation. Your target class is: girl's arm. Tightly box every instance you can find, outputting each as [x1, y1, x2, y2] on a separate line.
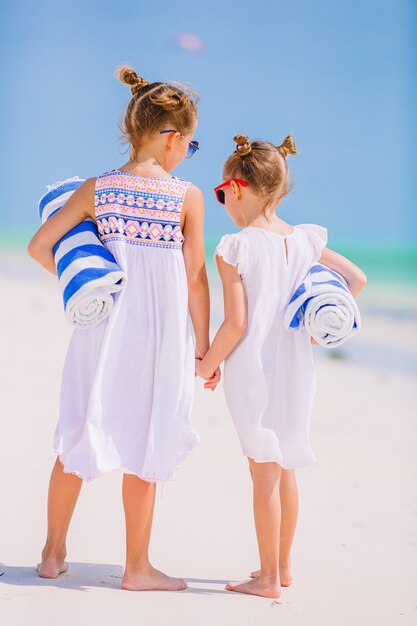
[27, 178, 97, 275]
[181, 184, 211, 359]
[195, 256, 247, 380]
[318, 247, 367, 297]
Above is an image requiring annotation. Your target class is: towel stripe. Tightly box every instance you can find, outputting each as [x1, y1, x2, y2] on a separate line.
[56, 244, 118, 278]
[62, 267, 123, 307]
[58, 254, 123, 295]
[53, 220, 100, 256]
[40, 190, 78, 223]
[39, 179, 84, 216]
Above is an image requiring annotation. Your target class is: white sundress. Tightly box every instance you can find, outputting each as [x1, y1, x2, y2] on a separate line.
[53, 169, 201, 483]
[215, 224, 328, 469]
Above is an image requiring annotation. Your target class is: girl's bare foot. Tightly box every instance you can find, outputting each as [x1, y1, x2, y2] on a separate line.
[226, 574, 281, 598]
[250, 560, 293, 586]
[36, 558, 68, 578]
[122, 564, 187, 591]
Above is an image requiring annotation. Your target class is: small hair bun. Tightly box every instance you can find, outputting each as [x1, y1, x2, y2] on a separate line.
[277, 134, 297, 159]
[233, 134, 252, 156]
[115, 64, 149, 95]
[158, 90, 189, 112]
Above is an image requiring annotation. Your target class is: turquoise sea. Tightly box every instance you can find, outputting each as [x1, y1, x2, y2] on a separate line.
[2, 229, 416, 287]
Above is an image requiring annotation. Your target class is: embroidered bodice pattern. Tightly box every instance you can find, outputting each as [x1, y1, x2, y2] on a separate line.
[94, 170, 189, 249]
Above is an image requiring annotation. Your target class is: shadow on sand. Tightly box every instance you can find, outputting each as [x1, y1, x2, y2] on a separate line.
[0, 563, 232, 595]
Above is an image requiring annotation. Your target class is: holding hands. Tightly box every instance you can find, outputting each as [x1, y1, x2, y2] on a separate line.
[195, 354, 221, 391]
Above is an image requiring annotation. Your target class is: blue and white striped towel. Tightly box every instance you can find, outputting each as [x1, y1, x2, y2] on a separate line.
[284, 263, 361, 348]
[38, 177, 127, 329]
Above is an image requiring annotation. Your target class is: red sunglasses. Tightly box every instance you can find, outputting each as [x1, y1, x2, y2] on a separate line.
[213, 179, 248, 204]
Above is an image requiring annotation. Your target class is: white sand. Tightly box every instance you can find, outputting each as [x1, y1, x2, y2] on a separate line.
[0, 251, 416, 626]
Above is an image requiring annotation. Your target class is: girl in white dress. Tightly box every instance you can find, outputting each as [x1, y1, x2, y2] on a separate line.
[195, 133, 367, 599]
[28, 65, 219, 591]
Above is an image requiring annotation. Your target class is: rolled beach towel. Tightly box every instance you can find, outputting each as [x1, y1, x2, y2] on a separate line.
[38, 177, 127, 329]
[284, 263, 361, 348]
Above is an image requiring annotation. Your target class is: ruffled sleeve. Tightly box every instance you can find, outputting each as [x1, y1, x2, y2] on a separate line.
[214, 233, 248, 276]
[297, 223, 328, 264]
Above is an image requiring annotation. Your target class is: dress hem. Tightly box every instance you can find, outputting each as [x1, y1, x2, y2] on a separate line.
[245, 452, 317, 470]
[52, 435, 202, 484]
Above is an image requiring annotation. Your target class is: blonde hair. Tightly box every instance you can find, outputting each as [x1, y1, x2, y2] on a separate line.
[115, 64, 199, 160]
[224, 134, 297, 213]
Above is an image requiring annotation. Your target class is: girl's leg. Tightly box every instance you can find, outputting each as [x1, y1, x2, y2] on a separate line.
[121, 474, 187, 591]
[250, 468, 298, 586]
[277, 469, 298, 585]
[37, 457, 83, 578]
[226, 459, 282, 598]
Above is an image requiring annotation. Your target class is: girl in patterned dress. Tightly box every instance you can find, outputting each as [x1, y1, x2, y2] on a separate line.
[28, 65, 219, 591]
[195, 134, 367, 599]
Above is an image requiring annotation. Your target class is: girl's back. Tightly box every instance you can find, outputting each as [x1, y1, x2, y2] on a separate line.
[95, 169, 190, 256]
[215, 222, 327, 470]
[217, 222, 327, 309]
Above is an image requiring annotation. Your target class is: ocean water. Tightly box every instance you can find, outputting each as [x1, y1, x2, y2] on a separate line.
[3, 229, 416, 284]
[3, 229, 416, 290]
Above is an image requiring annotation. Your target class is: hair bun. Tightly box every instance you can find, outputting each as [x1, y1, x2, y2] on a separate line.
[115, 64, 149, 95]
[277, 135, 297, 158]
[154, 90, 189, 112]
[233, 134, 252, 156]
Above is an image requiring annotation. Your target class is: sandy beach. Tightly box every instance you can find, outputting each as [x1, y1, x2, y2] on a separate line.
[0, 249, 416, 626]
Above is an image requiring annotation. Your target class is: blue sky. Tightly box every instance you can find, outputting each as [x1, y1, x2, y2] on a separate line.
[1, 0, 415, 245]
